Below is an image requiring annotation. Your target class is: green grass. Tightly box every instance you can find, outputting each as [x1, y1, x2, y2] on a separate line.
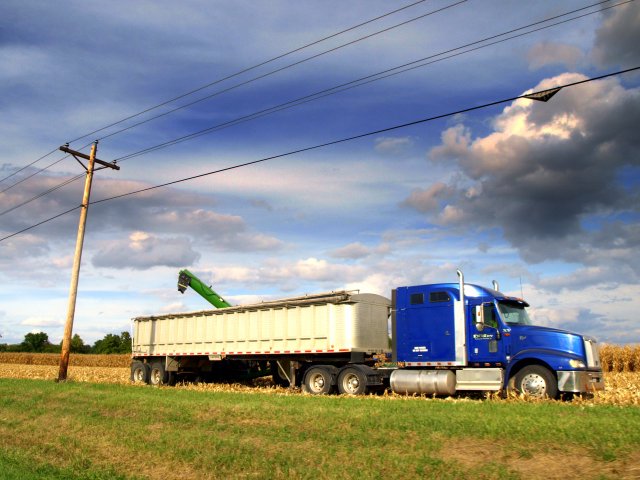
[0, 379, 638, 479]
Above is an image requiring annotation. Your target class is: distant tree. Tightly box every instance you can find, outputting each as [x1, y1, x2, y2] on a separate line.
[0, 344, 7, 352]
[21, 332, 51, 352]
[70, 333, 90, 354]
[92, 332, 131, 354]
[43, 342, 61, 354]
[119, 331, 132, 353]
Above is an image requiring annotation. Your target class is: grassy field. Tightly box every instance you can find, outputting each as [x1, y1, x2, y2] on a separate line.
[1, 352, 640, 479]
[1, 378, 639, 480]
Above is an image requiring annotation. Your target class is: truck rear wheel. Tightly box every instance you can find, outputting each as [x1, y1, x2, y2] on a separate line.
[149, 361, 167, 386]
[131, 361, 149, 384]
[338, 367, 367, 395]
[302, 366, 335, 395]
[514, 366, 558, 399]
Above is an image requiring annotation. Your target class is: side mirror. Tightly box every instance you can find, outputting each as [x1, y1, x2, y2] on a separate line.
[474, 305, 485, 331]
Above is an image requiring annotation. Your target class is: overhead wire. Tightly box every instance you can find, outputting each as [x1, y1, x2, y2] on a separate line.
[0, 0, 440, 193]
[67, 0, 432, 145]
[0, 148, 58, 185]
[2, 66, 637, 243]
[95, 0, 467, 143]
[0, 140, 94, 194]
[1, 0, 626, 215]
[111, 0, 624, 163]
[0, 173, 85, 218]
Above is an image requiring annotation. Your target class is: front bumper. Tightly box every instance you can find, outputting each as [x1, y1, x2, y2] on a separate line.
[557, 370, 604, 393]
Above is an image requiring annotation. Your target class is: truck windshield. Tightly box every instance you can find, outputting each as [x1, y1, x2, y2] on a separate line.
[497, 301, 533, 325]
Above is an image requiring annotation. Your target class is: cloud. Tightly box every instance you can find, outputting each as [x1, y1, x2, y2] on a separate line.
[92, 231, 200, 269]
[592, 2, 640, 68]
[405, 73, 640, 276]
[330, 242, 371, 259]
[374, 136, 414, 155]
[0, 234, 49, 262]
[1, 173, 284, 253]
[527, 41, 583, 70]
[402, 182, 456, 213]
[212, 257, 367, 290]
[20, 317, 64, 327]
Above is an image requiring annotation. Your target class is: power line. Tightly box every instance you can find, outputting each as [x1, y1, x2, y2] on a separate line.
[112, 0, 622, 163]
[90, 67, 640, 202]
[0, 0, 438, 190]
[67, 0, 432, 145]
[0, 0, 624, 216]
[3, 66, 636, 243]
[0, 148, 58, 185]
[0, 140, 94, 194]
[0, 155, 71, 194]
[95, 0, 467, 143]
[0, 173, 85, 218]
[0, 205, 82, 242]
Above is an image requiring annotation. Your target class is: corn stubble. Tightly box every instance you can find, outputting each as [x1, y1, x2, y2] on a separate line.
[1, 348, 639, 405]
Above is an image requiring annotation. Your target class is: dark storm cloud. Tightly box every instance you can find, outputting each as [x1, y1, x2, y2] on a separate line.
[592, 1, 640, 68]
[404, 74, 640, 273]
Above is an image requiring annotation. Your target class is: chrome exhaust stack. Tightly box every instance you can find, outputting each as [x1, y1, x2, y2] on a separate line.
[456, 269, 465, 324]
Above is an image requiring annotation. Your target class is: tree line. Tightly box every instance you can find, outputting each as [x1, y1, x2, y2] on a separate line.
[0, 331, 132, 354]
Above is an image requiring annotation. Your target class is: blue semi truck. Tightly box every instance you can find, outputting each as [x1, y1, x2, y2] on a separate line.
[389, 270, 604, 398]
[132, 270, 604, 398]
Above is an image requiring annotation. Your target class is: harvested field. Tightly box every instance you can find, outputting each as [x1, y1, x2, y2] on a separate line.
[0, 352, 130, 367]
[1, 355, 639, 405]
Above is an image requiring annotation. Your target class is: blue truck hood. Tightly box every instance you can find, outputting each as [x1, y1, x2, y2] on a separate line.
[507, 324, 584, 358]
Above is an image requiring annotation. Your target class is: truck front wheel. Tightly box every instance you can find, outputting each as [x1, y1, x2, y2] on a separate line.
[514, 366, 558, 399]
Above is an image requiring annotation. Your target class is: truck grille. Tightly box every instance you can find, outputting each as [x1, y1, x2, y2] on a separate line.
[583, 337, 601, 369]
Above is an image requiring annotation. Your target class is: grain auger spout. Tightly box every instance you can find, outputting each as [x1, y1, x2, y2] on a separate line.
[177, 269, 232, 309]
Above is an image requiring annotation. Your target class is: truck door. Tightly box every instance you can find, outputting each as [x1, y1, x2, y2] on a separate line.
[468, 302, 505, 365]
[396, 289, 457, 363]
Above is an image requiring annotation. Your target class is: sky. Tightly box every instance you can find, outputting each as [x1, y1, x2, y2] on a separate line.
[0, 0, 639, 346]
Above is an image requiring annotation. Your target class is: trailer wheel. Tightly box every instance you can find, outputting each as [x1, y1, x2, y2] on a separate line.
[302, 367, 334, 395]
[131, 361, 149, 384]
[514, 366, 558, 399]
[338, 367, 367, 395]
[149, 361, 167, 386]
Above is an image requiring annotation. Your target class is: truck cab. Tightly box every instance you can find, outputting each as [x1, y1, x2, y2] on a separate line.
[391, 272, 604, 398]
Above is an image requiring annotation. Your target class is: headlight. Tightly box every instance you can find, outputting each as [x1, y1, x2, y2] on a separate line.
[569, 359, 586, 369]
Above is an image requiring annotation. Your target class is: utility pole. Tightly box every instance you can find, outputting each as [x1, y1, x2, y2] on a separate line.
[57, 141, 119, 382]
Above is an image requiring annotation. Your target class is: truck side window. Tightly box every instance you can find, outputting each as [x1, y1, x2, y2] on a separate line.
[429, 292, 451, 303]
[484, 304, 498, 328]
[410, 293, 424, 305]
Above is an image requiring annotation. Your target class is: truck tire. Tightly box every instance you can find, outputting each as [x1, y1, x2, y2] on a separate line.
[514, 365, 558, 399]
[302, 366, 334, 395]
[149, 361, 168, 386]
[337, 367, 368, 395]
[131, 361, 149, 384]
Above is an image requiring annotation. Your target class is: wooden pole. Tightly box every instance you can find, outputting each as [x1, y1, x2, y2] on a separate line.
[57, 142, 98, 382]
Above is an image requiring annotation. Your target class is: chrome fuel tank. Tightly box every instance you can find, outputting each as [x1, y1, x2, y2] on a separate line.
[390, 369, 456, 395]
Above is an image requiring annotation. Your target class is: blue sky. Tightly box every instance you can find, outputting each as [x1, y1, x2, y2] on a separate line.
[1, 0, 639, 345]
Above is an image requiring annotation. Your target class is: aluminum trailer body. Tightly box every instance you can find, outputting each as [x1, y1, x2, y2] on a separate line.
[131, 291, 390, 391]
